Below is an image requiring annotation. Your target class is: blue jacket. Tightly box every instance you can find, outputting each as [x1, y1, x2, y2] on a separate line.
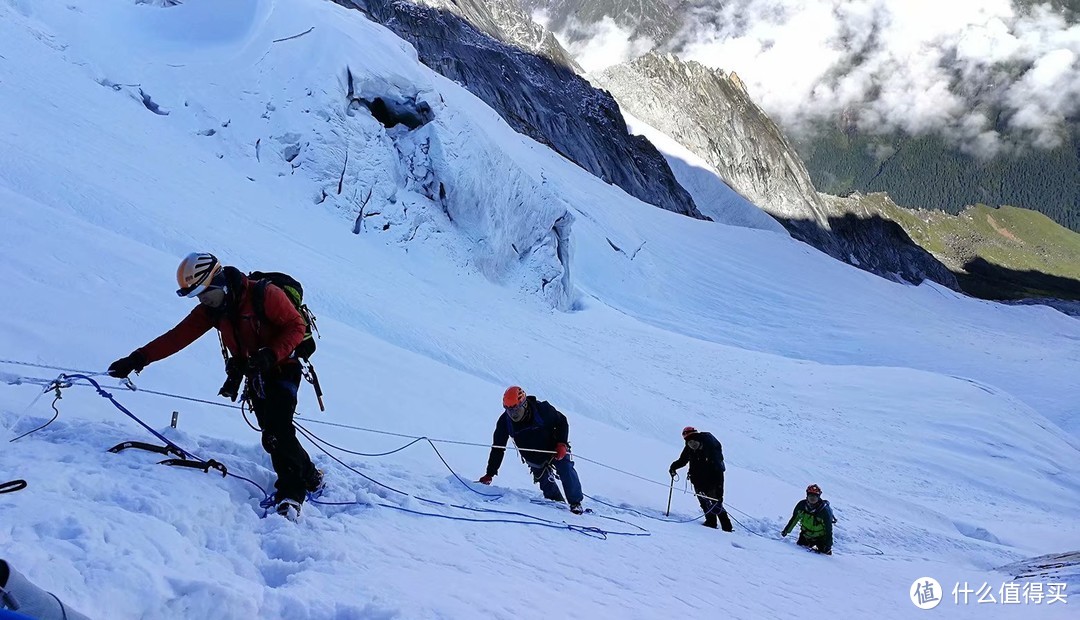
[486, 396, 569, 476]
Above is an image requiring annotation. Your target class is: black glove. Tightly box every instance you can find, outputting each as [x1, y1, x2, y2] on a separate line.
[669, 462, 678, 477]
[108, 351, 147, 379]
[218, 356, 248, 401]
[249, 347, 277, 373]
[225, 355, 248, 376]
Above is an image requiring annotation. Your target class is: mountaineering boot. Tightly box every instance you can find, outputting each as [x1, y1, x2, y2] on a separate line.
[703, 512, 718, 528]
[306, 467, 325, 496]
[718, 510, 734, 532]
[276, 498, 302, 521]
[569, 503, 584, 515]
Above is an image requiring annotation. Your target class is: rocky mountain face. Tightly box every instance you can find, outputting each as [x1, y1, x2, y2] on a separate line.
[336, 0, 961, 287]
[408, 0, 581, 68]
[818, 193, 959, 289]
[596, 53, 960, 287]
[385, 0, 1074, 298]
[332, 0, 702, 219]
[597, 53, 830, 225]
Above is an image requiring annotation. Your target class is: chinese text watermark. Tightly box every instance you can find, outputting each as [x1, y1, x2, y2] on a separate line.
[909, 578, 1067, 609]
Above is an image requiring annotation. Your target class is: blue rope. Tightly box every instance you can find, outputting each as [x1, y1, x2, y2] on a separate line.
[5, 369, 649, 537]
[2, 363, 653, 538]
[295, 423, 420, 498]
[584, 493, 703, 524]
[296, 422, 648, 537]
[293, 422, 426, 457]
[421, 436, 503, 499]
[378, 503, 610, 539]
[64, 374, 195, 458]
[55, 374, 274, 505]
[293, 422, 501, 499]
[527, 499, 652, 534]
[2, 362, 894, 553]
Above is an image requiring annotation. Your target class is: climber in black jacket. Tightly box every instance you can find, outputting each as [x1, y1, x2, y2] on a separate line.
[478, 386, 585, 514]
[670, 426, 733, 531]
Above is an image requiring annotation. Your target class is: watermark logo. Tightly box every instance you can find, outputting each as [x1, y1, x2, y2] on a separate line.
[908, 578, 1068, 608]
[911, 577, 943, 610]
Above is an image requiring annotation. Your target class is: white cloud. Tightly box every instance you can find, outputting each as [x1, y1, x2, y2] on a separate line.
[668, 0, 1080, 156]
[552, 16, 656, 74]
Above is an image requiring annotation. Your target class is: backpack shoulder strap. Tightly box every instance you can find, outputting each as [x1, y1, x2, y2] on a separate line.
[531, 399, 547, 426]
[252, 278, 270, 324]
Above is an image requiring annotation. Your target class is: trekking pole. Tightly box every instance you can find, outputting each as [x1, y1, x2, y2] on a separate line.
[666, 473, 676, 516]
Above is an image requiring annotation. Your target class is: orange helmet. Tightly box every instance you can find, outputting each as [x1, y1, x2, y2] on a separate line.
[681, 426, 697, 439]
[806, 484, 822, 496]
[503, 386, 526, 408]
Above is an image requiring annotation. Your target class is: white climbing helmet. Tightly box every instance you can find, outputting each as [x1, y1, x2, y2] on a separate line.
[175, 252, 223, 297]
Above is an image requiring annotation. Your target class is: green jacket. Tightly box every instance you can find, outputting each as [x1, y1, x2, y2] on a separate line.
[782, 499, 835, 544]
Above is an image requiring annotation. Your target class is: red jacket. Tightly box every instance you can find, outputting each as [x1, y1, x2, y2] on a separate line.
[138, 275, 306, 367]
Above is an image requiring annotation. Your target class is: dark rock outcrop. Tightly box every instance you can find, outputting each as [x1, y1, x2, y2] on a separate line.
[333, 0, 703, 218]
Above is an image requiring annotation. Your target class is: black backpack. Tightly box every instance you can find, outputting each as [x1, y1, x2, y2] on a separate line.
[249, 271, 318, 360]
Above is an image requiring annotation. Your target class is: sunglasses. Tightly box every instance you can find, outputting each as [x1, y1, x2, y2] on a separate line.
[178, 270, 227, 298]
[505, 402, 527, 422]
[686, 439, 701, 450]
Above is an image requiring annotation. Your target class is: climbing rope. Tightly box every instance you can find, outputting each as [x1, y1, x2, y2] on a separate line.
[240, 400, 262, 433]
[5, 371, 277, 506]
[0, 358, 872, 549]
[0, 358, 107, 377]
[293, 422, 499, 499]
[294, 422, 645, 538]
[0, 364, 643, 537]
[8, 377, 69, 443]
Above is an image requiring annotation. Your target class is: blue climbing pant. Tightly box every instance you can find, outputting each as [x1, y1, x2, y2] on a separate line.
[529, 457, 583, 505]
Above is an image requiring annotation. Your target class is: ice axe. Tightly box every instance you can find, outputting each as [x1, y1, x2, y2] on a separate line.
[302, 360, 325, 412]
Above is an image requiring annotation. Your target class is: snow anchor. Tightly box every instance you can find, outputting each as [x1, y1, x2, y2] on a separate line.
[158, 458, 228, 477]
[107, 440, 185, 459]
[0, 480, 27, 495]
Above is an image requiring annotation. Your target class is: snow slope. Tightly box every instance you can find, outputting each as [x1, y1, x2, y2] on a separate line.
[1, 0, 1078, 618]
